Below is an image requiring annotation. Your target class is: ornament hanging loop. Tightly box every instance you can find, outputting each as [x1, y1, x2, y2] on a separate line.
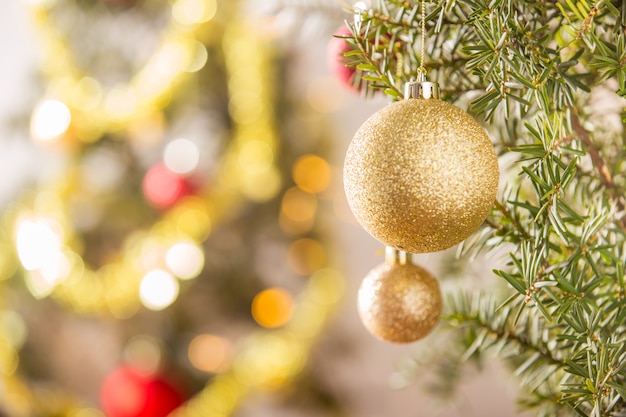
[385, 246, 412, 265]
[405, 0, 438, 100]
[404, 79, 439, 100]
[418, 0, 428, 76]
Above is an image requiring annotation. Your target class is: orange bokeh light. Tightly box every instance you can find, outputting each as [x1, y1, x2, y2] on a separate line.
[188, 334, 231, 373]
[251, 288, 294, 328]
[292, 154, 332, 194]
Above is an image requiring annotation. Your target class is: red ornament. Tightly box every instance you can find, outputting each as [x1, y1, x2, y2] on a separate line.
[100, 366, 184, 417]
[327, 26, 358, 89]
[142, 163, 193, 209]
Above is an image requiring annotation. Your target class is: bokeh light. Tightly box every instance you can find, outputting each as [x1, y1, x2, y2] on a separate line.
[251, 288, 294, 328]
[172, 0, 217, 26]
[0, 311, 27, 349]
[280, 187, 317, 222]
[163, 138, 200, 175]
[165, 241, 204, 280]
[15, 217, 71, 291]
[72, 408, 106, 417]
[100, 366, 184, 417]
[139, 269, 179, 310]
[30, 99, 71, 142]
[186, 41, 208, 73]
[292, 154, 332, 194]
[142, 164, 192, 209]
[238, 140, 274, 175]
[308, 268, 345, 306]
[240, 166, 282, 202]
[70, 77, 103, 111]
[16, 217, 62, 271]
[123, 335, 162, 376]
[288, 238, 327, 275]
[188, 333, 231, 373]
[170, 197, 212, 240]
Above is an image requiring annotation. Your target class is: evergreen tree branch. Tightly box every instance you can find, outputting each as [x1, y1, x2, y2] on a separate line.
[495, 199, 531, 240]
[570, 109, 626, 232]
[444, 292, 564, 368]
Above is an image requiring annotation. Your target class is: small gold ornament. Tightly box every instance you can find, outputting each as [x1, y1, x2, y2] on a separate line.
[357, 247, 442, 343]
[344, 81, 499, 253]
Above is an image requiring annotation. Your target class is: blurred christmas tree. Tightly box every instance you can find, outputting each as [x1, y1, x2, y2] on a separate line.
[339, 0, 626, 416]
[0, 0, 348, 416]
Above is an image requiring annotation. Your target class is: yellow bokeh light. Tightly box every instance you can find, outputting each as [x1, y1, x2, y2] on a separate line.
[30, 99, 71, 142]
[186, 41, 208, 73]
[188, 333, 231, 373]
[238, 140, 274, 175]
[172, 198, 212, 241]
[292, 154, 332, 194]
[0, 341, 19, 376]
[139, 269, 179, 310]
[0, 311, 27, 349]
[71, 77, 102, 111]
[228, 90, 263, 124]
[123, 335, 162, 376]
[71, 408, 106, 417]
[240, 166, 282, 203]
[308, 268, 345, 306]
[288, 238, 326, 275]
[165, 241, 204, 280]
[251, 288, 294, 328]
[281, 187, 317, 222]
[172, 0, 217, 26]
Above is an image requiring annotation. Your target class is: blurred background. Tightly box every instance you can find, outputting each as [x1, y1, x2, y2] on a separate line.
[0, 1, 525, 416]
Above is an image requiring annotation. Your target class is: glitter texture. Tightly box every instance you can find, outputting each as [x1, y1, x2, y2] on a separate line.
[344, 98, 499, 253]
[357, 260, 441, 343]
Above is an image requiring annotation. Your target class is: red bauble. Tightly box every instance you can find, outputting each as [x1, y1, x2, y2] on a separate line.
[327, 26, 357, 89]
[142, 163, 193, 209]
[100, 366, 184, 417]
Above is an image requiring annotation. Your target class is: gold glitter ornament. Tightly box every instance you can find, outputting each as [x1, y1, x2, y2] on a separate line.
[344, 81, 499, 253]
[358, 247, 441, 343]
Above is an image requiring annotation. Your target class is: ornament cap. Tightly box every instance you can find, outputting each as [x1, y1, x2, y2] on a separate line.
[385, 246, 411, 265]
[404, 78, 439, 100]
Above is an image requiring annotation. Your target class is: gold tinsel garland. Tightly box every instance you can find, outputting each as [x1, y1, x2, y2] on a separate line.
[28, 0, 218, 141]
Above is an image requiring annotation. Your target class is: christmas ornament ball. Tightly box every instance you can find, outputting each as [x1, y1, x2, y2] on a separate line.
[358, 260, 441, 343]
[100, 366, 184, 417]
[344, 98, 499, 253]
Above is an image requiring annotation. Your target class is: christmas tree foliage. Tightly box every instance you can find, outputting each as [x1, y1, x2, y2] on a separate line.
[1, 0, 346, 416]
[344, 0, 626, 416]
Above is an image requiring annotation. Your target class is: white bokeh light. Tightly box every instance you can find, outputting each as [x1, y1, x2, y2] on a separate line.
[163, 138, 200, 175]
[165, 241, 204, 280]
[30, 99, 71, 142]
[16, 217, 62, 270]
[139, 269, 179, 310]
[16, 217, 71, 294]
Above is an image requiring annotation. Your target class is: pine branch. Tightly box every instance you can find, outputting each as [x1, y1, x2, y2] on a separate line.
[495, 199, 531, 240]
[347, 1, 626, 415]
[570, 110, 626, 222]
